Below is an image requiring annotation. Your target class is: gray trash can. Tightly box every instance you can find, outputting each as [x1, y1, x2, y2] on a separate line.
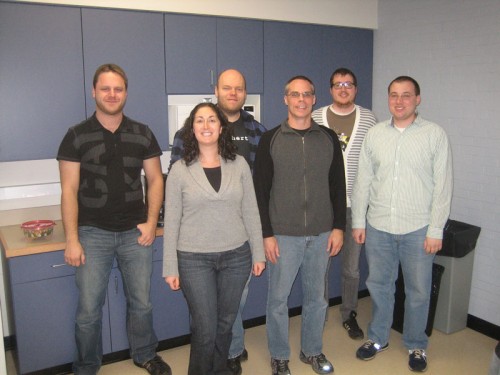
[433, 220, 481, 334]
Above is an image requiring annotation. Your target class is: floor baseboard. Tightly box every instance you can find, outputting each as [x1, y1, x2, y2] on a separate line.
[468, 314, 500, 341]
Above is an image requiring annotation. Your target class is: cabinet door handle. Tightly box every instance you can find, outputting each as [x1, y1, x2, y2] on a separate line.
[51, 263, 67, 268]
[210, 69, 215, 87]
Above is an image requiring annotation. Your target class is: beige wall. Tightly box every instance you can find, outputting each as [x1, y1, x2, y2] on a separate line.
[10, 0, 378, 29]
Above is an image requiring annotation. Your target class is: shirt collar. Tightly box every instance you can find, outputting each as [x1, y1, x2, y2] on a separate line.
[89, 112, 130, 132]
[389, 113, 422, 128]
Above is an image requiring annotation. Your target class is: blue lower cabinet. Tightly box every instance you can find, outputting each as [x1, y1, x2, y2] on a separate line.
[151, 261, 190, 340]
[12, 275, 79, 374]
[243, 272, 268, 320]
[106, 260, 191, 353]
[8, 251, 111, 374]
[150, 238, 190, 339]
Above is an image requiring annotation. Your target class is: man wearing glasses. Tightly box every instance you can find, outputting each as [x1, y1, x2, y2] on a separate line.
[312, 67, 376, 341]
[253, 76, 346, 375]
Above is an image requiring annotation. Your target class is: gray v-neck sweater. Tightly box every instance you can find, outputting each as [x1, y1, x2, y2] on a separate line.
[163, 155, 265, 277]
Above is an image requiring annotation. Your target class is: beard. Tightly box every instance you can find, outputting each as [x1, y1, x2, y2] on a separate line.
[95, 98, 126, 116]
[335, 98, 354, 109]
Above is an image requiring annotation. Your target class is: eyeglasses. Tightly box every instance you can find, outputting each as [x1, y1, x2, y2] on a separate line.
[332, 82, 355, 89]
[389, 93, 415, 101]
[286, 91, 315, 98]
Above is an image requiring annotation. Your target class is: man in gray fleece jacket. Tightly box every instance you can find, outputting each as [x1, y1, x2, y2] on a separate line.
[253, 75, 346, 375]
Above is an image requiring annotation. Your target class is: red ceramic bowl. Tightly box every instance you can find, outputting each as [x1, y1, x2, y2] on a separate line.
[21, 220, 56, 239]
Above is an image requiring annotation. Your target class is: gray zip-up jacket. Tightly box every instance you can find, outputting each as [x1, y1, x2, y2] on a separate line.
[253, 119, 346, 238]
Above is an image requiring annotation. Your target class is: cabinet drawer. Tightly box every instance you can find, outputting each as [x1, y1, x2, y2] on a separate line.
[152, 237, 163, 262]
[9, 250, 74, 284]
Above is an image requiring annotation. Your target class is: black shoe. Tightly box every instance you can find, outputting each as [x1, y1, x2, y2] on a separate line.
[356, 340, 389, 361]
[271, 358, 291, 375]
[343, 311, 364, 340]
[134, 355, 172, 375]
[227, 349, 247, 375]
[227, 356, 242, 375]
[239, 348, 248, 361]
[408, 349, 427, 372]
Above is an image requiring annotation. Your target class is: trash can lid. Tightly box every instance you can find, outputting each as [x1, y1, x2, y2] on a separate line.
[439, 219, 481, 258]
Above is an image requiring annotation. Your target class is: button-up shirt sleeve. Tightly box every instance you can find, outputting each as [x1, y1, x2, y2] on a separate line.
[351, 129, 374, 229]
[427, 124, 453, 239]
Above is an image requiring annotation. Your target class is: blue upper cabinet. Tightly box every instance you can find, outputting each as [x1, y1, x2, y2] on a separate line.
[0, 4, 371, 162]
[81, 8, 169, 151]
[0, 3, 85, 161]
[164, 14, 218, 94]
[262, 21, 325, 129]
[216, 17, 264, 94]
[262, 21, 373, 129]
[164, 14, 264, 94]
[319, 26, 374, 110]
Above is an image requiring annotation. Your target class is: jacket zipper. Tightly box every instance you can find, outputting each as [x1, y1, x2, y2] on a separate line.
[302, 136, 307, 232]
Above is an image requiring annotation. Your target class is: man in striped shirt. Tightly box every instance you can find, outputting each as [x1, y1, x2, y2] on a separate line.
[352, 76, 453, 373]
[312, 67, 376, 340]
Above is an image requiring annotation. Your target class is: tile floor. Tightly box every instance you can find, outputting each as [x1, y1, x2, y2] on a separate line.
[5, 297, 498, 374]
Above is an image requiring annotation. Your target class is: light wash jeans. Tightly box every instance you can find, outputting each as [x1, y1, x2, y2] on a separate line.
[365, 223, 434, 350]
[228, 274, 252, 359]
[178, 242, 252, 375]
[489, 342, 500, 375]
[74, 226, 157, 375]
[340, 208, 363, 321]
[267, 232, 330, 360]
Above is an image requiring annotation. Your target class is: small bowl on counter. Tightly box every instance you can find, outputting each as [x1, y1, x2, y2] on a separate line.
[20, 220, 56, 240]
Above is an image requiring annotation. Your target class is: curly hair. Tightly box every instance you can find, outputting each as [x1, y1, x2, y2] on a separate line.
[182, 102, 237, 166]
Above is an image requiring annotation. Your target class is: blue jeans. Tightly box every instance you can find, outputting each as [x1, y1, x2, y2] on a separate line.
[365, 223, 434, 350]
[340, 208, 363, 321]
[228, 274, 251, 359]
[267, 232, 330, 359]
[74, 226, 157, 375]
[178, 242, 252, 375]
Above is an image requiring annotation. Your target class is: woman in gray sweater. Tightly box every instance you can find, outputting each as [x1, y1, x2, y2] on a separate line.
[163, 102, 266, 375]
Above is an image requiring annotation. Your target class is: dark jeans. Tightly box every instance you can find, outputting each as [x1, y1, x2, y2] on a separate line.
[178, 242, 252, 375]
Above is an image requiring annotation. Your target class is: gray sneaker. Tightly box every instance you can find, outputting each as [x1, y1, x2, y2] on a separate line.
[271, 358, 291, 375]
[299, 352, 334, 374]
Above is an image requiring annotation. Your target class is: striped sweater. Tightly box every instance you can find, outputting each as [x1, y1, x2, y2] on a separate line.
[312, 104, 376, 206]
